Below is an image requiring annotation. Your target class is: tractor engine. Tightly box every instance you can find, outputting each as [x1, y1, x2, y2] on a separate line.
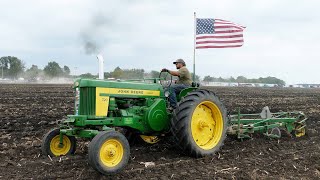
[73, 78, 169, 133]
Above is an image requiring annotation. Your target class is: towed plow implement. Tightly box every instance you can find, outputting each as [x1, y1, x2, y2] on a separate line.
[227, 106, 307, 139]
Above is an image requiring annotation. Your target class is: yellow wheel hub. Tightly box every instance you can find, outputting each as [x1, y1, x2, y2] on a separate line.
[191, 101, 223, 150]
[100, 139, 124, 167]
[50, 135, 71, 156]
[140, 135, 160, 144]
[295, 125, 306, 137]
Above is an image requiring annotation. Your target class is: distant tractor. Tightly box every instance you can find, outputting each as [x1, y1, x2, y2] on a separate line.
[42, 73, 307, 175]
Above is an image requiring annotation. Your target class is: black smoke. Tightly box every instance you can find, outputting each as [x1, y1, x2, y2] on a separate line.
[80, 13, 114, 55]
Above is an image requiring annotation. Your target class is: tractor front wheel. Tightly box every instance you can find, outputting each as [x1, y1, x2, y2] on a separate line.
[88, 131, 130, 175]
[171, 89, 228, 157]
[41, 128, 76, 157]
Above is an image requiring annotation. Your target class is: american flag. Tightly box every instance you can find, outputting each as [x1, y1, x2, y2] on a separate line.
[196, 18, 245, 49]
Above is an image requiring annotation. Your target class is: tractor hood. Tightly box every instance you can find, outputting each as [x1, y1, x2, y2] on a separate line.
[73, 78, 164, 97]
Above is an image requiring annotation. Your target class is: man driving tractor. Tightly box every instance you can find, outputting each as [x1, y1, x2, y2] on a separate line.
[162, 59, 192, 109]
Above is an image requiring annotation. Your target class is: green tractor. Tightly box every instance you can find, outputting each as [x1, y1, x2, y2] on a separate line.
[41, 73, 228, 175]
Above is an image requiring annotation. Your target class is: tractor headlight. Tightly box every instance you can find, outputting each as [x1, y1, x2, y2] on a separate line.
[164, 91, 170, 97]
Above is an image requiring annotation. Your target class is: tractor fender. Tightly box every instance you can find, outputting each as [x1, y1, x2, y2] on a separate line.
[177, 87, 198, 101]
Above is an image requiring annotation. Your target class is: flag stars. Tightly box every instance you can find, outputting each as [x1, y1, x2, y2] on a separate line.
[195, 18, 245, 49]
[196, 18, 214, 35]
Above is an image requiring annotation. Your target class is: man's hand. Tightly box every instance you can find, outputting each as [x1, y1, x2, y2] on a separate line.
[161, 68, 169, 72]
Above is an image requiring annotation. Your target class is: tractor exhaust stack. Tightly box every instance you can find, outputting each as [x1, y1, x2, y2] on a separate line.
[96, 54, 104, 80]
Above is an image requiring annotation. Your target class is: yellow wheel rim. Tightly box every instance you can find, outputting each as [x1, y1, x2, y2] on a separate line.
[191, 101, 223, 150]
[140, 135, 160, 144]
[50, 135, 72, 156]
[100, 139, 124, 167]
[295, 125, 306, 137]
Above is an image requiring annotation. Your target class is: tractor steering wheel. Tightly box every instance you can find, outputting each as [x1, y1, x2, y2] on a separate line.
[159, 71, 173, 88]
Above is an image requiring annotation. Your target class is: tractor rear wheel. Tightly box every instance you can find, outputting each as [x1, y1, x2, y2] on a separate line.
[88, 131, 130, 175]
[171, 89, 227, 157]
[41, 128, 76, 157]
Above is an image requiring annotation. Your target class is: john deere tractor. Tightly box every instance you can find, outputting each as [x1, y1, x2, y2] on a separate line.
[42, 73, 228, 175]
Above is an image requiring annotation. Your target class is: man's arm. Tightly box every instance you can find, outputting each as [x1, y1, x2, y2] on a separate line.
[161, 68, 180, 77]
[168, 70, 179, 77]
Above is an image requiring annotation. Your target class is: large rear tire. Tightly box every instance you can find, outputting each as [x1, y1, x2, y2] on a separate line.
[41, 128, 76, 157]
[171, 89, 227, 157]
[88, 131, 130, 175]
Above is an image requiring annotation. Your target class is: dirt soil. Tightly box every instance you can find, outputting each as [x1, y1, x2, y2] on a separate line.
[1, 84, 320, 179]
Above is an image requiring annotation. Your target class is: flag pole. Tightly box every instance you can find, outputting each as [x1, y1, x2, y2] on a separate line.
[193, 12, 196, 82]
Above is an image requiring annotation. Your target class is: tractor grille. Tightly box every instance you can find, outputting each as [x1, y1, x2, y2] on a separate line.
[79, 87, 96, 115]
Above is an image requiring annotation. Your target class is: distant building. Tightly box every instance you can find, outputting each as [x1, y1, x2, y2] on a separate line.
[201, 82, 278, 87]
[293, 84, 320, 88]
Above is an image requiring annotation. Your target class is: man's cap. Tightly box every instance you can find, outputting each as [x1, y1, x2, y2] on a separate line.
[173, 59, 186, 65]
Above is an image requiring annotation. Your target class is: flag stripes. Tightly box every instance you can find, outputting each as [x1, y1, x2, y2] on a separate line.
[196, 18, 245, 49]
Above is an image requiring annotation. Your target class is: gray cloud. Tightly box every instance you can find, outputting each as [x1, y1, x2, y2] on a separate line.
[0, 0, 319, 84]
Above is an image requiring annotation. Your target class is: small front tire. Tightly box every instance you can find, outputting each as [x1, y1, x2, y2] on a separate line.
[41, 128, 76, 157]
[88, 131, 130, 175]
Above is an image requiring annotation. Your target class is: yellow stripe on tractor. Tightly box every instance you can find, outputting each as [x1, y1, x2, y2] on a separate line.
[107, 88, 160, 96]
[95, 87, 161, 116]
[96, 88, 110, 116]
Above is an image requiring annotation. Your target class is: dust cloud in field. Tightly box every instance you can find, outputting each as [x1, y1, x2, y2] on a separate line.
[0, 78, 73, 84]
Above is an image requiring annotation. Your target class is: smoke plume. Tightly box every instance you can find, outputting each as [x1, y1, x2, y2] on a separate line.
[83, 39, 98, 55]
[80, 13, 114, 55]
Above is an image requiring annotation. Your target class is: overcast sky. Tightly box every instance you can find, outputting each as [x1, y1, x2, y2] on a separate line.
[0, 0, 319, 84]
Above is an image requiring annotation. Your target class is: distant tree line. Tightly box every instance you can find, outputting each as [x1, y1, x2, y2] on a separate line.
[0, 56, 285, 85]
[79, 67, 145, 79]
[203, 75, 286, 86]
[0, 56, 24, 79]
[79, 67, 201, 82]
[0, 56, 70, 81]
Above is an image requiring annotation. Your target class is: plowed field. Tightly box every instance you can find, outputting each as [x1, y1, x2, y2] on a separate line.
[1, 84, 320, 179]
